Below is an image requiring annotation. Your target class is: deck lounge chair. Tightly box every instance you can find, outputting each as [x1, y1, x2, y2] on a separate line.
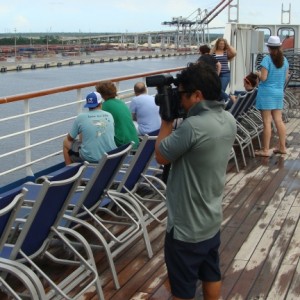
[0, 188, 26, 250]
[234, 88, 263, 149]
[230, 91, 256, 166]
[59, 143, 154, 290]
[0, 187, 47, 299]
[0, 163, 105, 300]
[109, 130, 167, 226]
[282, 71, 300, 118]
[0, 258, 46, 300]
[229, 147, 239, 172]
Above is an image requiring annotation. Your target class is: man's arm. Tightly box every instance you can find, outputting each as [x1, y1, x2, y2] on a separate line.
[131, 112, 137, 121]
[67, 133, 74, 142]
[155, 120, 173, 165]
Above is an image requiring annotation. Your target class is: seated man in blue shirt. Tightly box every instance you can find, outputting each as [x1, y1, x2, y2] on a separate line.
[130, 82, 161, 135]
[63, 91, 117, 165]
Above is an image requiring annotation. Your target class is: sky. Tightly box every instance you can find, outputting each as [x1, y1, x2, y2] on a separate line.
[0, 0, 299, 34]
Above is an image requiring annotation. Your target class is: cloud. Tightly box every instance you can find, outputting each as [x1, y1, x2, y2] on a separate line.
[48, 1, 64, 4]
[114, 0, 140, 12]
[1, 0, 299, 33]
[14, 15, 31, 31]
[0, 4, 10, 13]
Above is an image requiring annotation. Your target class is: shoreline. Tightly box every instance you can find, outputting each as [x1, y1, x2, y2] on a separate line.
[0, 50, 198, 73]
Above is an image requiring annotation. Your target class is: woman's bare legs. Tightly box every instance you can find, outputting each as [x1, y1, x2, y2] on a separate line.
[258, 110, 272, 156]
[272, 109, 287, 153]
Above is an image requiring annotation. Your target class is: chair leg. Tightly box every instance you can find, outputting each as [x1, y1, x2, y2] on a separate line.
[249, 142, 255, 157]
[233, 153, 239, 172]
[241, 148, 247, 167]
[140, 221, 153, 259]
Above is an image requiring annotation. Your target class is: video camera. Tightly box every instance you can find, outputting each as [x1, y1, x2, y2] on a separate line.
[146, 74, 186, 121]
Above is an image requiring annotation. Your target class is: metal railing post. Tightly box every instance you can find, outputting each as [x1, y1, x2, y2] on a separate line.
[76, 88, 83, 113]
[24, 99, 34, 177]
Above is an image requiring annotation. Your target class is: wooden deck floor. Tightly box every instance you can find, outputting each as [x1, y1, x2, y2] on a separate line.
[1, 90, 300, 300]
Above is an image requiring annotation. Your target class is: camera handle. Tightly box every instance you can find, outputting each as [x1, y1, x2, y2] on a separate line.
[157, 85, 174, 121]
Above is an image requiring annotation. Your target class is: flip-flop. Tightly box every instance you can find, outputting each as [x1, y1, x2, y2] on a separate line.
[273, 149, 287, 155]
[255, 150, 271, 157]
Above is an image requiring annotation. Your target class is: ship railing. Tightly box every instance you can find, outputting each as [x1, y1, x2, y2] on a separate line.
[0, 67, 184, 192]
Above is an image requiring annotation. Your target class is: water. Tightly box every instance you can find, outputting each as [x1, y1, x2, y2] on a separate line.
[0, 54, 198, 97]
[0, 54, 198, 189]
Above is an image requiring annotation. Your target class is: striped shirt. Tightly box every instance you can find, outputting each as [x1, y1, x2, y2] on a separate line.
[212, 51, 230, 74]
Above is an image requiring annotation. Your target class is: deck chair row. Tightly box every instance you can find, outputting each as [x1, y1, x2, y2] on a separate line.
[0, 130, 167, 298]
[229, 88, 261, 168]
[0, 166, 104, 300]
[63, 130, 167, 289]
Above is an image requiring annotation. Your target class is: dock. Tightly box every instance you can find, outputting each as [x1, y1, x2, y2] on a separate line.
[0, 50, 197, 73]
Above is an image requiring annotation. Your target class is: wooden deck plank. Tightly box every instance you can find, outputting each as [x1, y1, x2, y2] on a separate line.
[285, 258, 300, 300]
[221, 259, 248, 299]
[222, 191, 299, 298]
[220, 205, 272, 284]
[234, 159, 300, 262]
[272, 201, 300, 300]
[222, 229, 276, 299]
[109, 251, 165, 300]
[268, 210, 300, 300]
[247, 207, 300, 299]
[137, 262, 168, 295]
[148, 278, 172, 300]
[222, 148, 300, 298]
[220, 160, 290, 266]
[267, 264, 297, 300]
[102, 223, 166, 299]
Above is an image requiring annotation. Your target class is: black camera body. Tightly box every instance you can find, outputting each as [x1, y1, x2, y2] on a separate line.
[146, 74, 186, 121]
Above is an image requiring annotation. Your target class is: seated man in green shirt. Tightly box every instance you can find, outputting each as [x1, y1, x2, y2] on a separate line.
[155, 62, 237, 300]
[96, 80, 139, 149]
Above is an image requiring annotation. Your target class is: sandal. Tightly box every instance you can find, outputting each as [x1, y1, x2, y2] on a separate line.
[255, 149, 271, 157]
[273, 149, 287, 155]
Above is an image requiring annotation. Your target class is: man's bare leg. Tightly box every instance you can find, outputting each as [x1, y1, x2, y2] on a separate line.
[63, 137, 72, 165]
[172, 281, 221, 300]
[202, 281, 221, 300]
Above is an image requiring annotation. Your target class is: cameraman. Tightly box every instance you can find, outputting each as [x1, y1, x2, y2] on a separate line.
[155, 62, 236, 300]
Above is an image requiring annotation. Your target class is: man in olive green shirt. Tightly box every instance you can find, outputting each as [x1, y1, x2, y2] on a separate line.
[155, 62, 236, 300]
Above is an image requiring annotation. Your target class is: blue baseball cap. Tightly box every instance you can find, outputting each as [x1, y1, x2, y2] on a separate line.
[84, 92, 102, 108]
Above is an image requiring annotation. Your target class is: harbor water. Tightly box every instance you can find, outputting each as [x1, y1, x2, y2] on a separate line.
[0, 53, 198, 97]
